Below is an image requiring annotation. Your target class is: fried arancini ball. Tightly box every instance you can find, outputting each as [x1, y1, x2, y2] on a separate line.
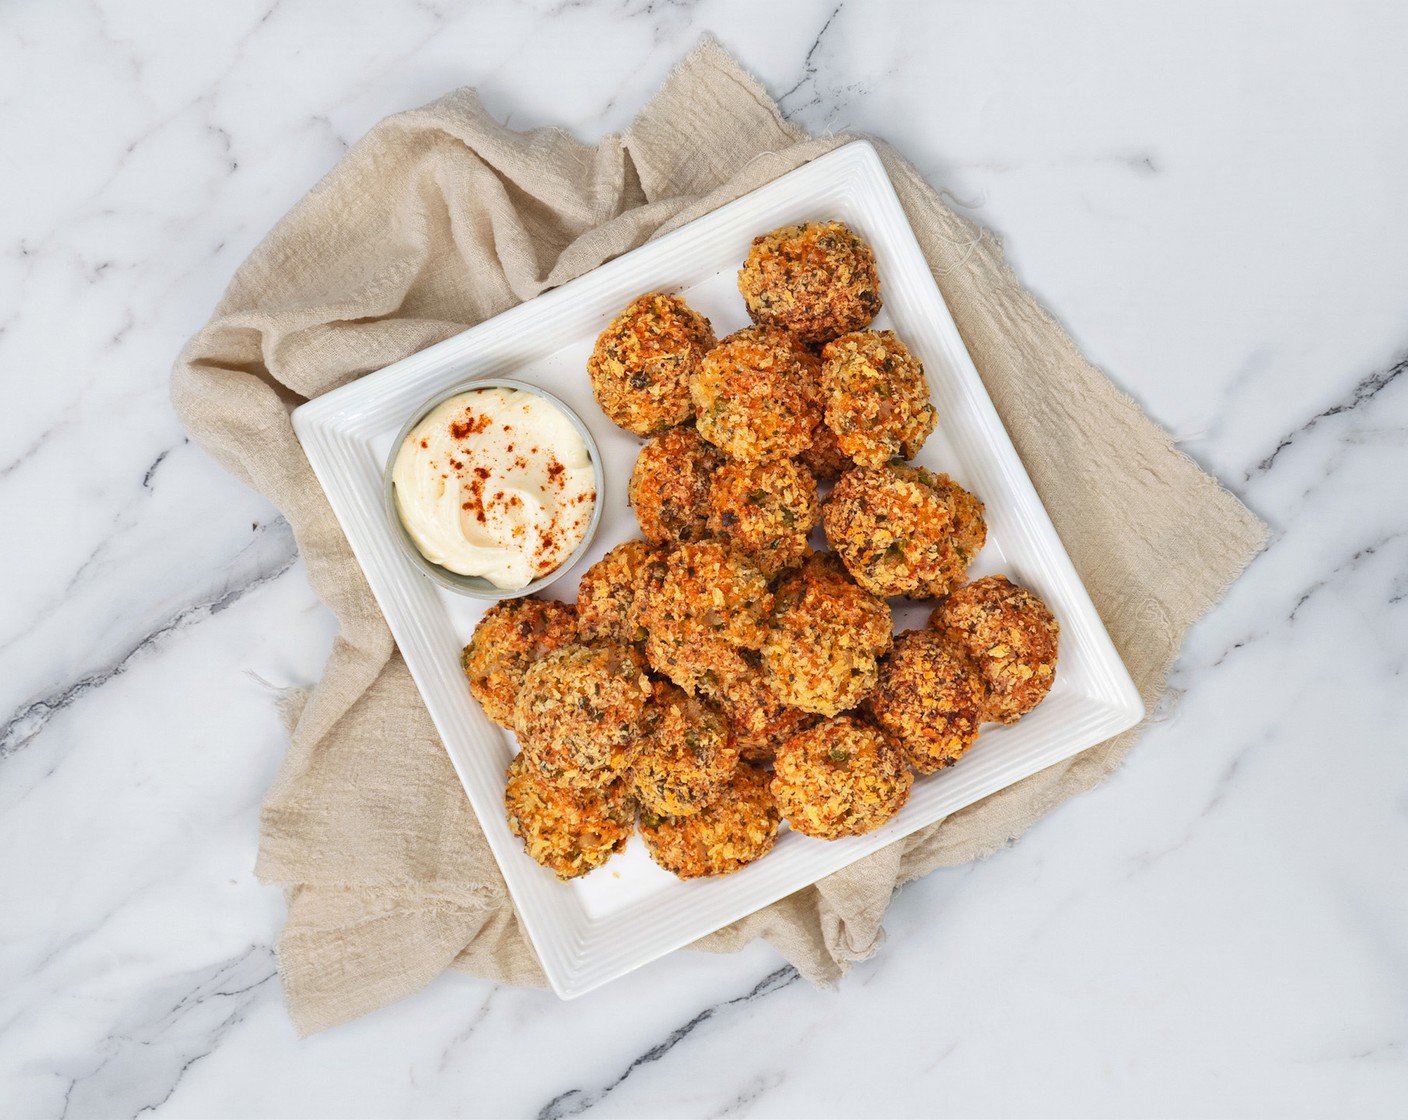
[637, 541, 774, 695]
[771, 716, 912, 840]
[706, 458, 820, 577]
[504, 754, 635, 880]
[628, 426, 722, 545]
[631, 681, 738, 817]
[929, 575, 1060, 723]
[576, 539, 664, 645]
[706, 665, 820, 766]
[690, 327, 818, 463]
[761, 554, 893, 716]
[513, 643, 652, 788]
[823, 463, 986, 599]
[737, 221, 881, 344]
[461, 597, 578, 728]
[639, 763, 780, 879]
[821, 330, 937, 467]
[587, 293, 716, 436]
[865, 628, 987, 773]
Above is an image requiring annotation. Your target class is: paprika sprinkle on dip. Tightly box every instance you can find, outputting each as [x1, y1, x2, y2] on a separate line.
[391, 387, 596, 589]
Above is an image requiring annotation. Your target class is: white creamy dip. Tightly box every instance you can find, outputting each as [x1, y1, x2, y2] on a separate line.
[392, 387, 597, 588]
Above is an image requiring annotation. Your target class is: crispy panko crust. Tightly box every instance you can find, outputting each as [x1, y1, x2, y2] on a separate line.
[771, 716, 912, 840]
[762, 554, 893, 716]
[821, 329, 937, 467]
[625, 542, 674, 640]
[587, 293, 716, 436]
[461, 597, 578, 728]
[737, 221, 881, 344]
[575, 539, 664, 645]
[929, 575, 1059, 723]
[628, 426, 722, 545]
[639, 763, 780, 878]
[823, 463, 986, 599]
[705, 664, 820, 765]
[690, 327, 818, 463]
[929, 472, 987, 567]
[865, 628, 987, 773]
[631, 681, 739, 817]
[636, 541, 774, 695]
[706, 458, 820, 577]
[791, 340, 855, 481]
[504, 753, 635, 880]
[513, 642, 652, 788]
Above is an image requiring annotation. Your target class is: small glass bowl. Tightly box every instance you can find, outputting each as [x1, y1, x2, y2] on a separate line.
[383, 378, 604, 599]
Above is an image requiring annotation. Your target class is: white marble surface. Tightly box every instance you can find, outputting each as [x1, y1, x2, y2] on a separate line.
[3, 1, 1406, 1116]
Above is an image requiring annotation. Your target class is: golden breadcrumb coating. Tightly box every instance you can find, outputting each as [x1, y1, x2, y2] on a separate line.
[576, 539, 664, 645]
[587, 293, 716, 436]
[624, 542, 674, 641]
[513, 642, 652, 788]
[636, 541, 774, 695]
[821, 330, 937, 467]
[771, 716, 912, 840]
[706, 458, 820, 577]
[705, 665, 820, 765]
[639, 763, 780, 878]
[628, 426, 722, 545]
[789, 340, 855, 481]
[690, 327, 818, 463]
[461, 597, 578, 728]
[762, 553, 893, 716]
[928, 472, 987, 567]
[929, 575, 1060, 723]
[631, 681, 739, 817]
[504, 754, 635, 880]
[865, 628, 987, 773]
[823, 463, 986, 598]
[737, 221, 881, 344]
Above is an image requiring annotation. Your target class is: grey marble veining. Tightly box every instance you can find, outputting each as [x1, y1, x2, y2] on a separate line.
[2, 1, 1406, 1116]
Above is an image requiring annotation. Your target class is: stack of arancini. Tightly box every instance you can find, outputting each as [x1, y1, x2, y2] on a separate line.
[462, 221, 1061, 884]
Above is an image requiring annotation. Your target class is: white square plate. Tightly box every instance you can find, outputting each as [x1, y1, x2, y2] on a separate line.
[292, 141, 1144, 998]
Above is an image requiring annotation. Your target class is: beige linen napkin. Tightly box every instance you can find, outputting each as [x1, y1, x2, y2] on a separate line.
[172, 38, 1266, 1035]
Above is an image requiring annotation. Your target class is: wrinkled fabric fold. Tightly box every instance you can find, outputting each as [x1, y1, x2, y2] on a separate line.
[172, 36, 1266, 1035]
